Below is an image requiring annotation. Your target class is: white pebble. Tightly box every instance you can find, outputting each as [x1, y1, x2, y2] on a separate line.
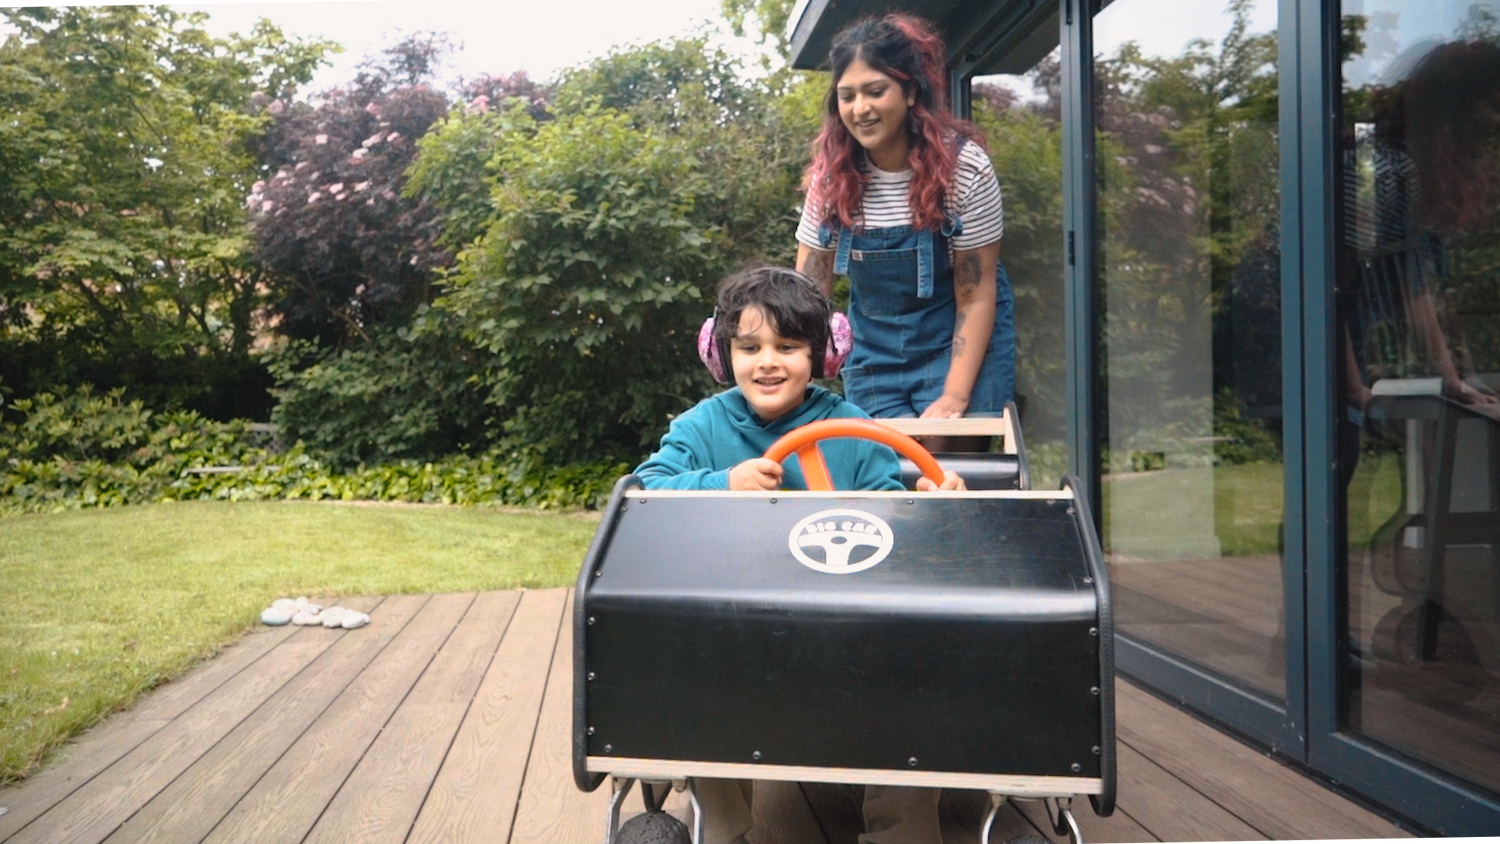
[261, 608, 292, 626]
[291, 611, 320, 626]
[272, 598, 297, 613]
[341, 612, 370, 630]
[319, 606, 348, 619]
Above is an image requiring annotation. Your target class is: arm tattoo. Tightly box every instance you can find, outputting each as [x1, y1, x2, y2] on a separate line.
[804, 249, 835, 298]
[955, 251, 983, 294]
[951, 310, 968, 358]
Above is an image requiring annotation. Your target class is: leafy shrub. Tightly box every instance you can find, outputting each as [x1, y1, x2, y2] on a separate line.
[264, 327, 491, 472]
[406, 39, 817, 467]
[1, 386, 624, 516]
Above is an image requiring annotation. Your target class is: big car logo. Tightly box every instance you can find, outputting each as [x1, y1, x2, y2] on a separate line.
[788, 509, 894, 574]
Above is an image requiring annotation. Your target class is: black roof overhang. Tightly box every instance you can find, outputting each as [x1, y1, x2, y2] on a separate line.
[786, 0, 1059, 79]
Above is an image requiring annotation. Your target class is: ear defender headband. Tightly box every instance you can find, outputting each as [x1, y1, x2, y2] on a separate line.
[697, 272, 852, 384]
[698, 311, 851, 383]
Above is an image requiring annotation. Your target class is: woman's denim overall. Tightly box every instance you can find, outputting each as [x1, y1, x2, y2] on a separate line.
[820, 219, 1016, 418]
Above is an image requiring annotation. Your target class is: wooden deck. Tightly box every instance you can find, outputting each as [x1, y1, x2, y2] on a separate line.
[0, 589, 1412, 844]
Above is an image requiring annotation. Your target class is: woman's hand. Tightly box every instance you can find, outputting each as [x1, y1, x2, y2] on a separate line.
[920, 393, 969, 419]
[729, 458, 784, 490]
[916, 470, 966, 491]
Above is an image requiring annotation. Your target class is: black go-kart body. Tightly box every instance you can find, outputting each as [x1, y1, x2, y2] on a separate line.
[573, 416, 1113, 844]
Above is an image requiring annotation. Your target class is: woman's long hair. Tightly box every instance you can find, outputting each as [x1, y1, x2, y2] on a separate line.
[804, 13, 985, 231]
[1397, 40, 1500, 235]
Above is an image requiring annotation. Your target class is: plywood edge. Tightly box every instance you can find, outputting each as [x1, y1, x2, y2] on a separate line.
[586, 758, 1101, 796]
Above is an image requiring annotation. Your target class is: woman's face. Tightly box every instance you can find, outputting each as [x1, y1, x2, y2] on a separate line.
[836, 57, 914, 171]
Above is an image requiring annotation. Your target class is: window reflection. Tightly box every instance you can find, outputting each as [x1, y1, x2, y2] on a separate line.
[973, 54, 1066, 487]
[1338, 0, 1500, 797]
[1094, 0, 1286, 700]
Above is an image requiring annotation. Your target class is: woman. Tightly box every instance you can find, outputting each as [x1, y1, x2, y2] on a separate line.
[796, 12, 1014, 442]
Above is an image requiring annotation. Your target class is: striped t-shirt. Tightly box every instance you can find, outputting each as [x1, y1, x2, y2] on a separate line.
[796, 140, 1005, 252]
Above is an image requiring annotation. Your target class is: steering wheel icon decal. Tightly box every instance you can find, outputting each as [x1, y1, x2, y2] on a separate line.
[788, 509, 895, 573]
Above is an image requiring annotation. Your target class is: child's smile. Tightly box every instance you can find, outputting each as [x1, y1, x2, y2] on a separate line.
[732, 305, 814, 423]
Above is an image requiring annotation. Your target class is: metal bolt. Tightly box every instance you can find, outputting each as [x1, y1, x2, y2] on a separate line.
[908, 757, 919, 768]
[604, 743, 613, 754]
[1071, 762, 1082, 773]
[587, 672, 596, 681]
[769, 498, 777, 504]
[752, 751, 762, 761]
[594, 569, 603, 577]
[588, 726, 595, 735]
[1067, 507, 1076, 515]
[906, 499, 914, 505]
[1091, 686, 1100, 696]
[1047, 499, 1056, 506]
[1089, 627, 1098, 637]
[1082, 576, 1093, 584]
[1093, 746, 1101, 756]
[587, 616, 596, 626]
[638, 498, 647, 504]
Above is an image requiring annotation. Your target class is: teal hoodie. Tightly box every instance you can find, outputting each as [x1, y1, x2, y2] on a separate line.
[634, 385, 904, 491]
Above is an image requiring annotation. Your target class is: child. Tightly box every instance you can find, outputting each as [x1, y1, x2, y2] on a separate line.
[633, 266, 962, 844]
[635, 265, 964, 493]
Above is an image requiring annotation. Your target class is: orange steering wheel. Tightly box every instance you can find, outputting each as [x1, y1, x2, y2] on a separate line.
[762, 418, 945, 491]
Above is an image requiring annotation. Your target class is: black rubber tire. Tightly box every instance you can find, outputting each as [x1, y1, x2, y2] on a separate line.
[1005, 835, 1053, 844]
[615, 810, 692, 844]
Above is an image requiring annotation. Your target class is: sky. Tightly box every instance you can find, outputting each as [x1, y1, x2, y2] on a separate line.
[170, 0, 760, 94]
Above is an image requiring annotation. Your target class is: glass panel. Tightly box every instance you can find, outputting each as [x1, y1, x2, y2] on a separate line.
[974, 52, 1067, 487]
[1093, 0, 1286, 700]
[1338, 0, 1500, 796]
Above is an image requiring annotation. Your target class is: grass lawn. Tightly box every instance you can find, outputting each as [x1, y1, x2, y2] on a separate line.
[0, 499, 599, 784]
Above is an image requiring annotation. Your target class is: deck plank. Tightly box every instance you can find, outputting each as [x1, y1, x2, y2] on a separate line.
[101, 595, 403, 844]
[4, 623, 347, 844]
[127, 611, 309, 723]
[407, 588, 568, 844]
[2, 589, 1430, 844]
[1115, 681, 1412, 839]
[0, 621, 301, 842]
[301, 591, 515, 844]
[199, 593, 469, 844]
[1112, 743, 1266, 841]
[510, 591, 615, 844]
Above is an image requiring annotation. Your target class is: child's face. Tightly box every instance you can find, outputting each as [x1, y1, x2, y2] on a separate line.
[731, 305, 814, 422]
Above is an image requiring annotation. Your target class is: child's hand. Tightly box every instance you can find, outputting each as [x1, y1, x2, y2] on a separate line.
[729, 458, 784, 491]
[916, 470, 966, 492]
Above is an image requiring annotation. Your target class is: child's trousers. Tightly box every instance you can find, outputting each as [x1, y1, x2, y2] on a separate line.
[689, 779, 942, 844]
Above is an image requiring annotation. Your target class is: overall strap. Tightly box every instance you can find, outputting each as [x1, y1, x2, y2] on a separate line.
[916, 229, 936, 299]
[833, 223, 854, 275]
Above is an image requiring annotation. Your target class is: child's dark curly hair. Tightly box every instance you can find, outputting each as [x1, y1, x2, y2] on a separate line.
[713, 267, 832, 374]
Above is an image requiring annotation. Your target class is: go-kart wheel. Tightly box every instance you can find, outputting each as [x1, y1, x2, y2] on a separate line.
[1005, 835, 1052, 844]
[763, 418, 945, 491]
[615, 810, 692, 844]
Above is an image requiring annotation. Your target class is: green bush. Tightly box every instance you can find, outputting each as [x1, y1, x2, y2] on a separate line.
[264, 328, 492, 472]
[1, 386, 625, 516]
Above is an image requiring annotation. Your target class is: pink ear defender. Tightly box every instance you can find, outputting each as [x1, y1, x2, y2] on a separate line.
[699, 312, 852, 383]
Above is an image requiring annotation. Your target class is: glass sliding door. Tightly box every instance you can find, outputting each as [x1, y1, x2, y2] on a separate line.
[1093, 0, 1287, 701]
[974, 51, 1068, 488]
[1336, 0, 1500, 801]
